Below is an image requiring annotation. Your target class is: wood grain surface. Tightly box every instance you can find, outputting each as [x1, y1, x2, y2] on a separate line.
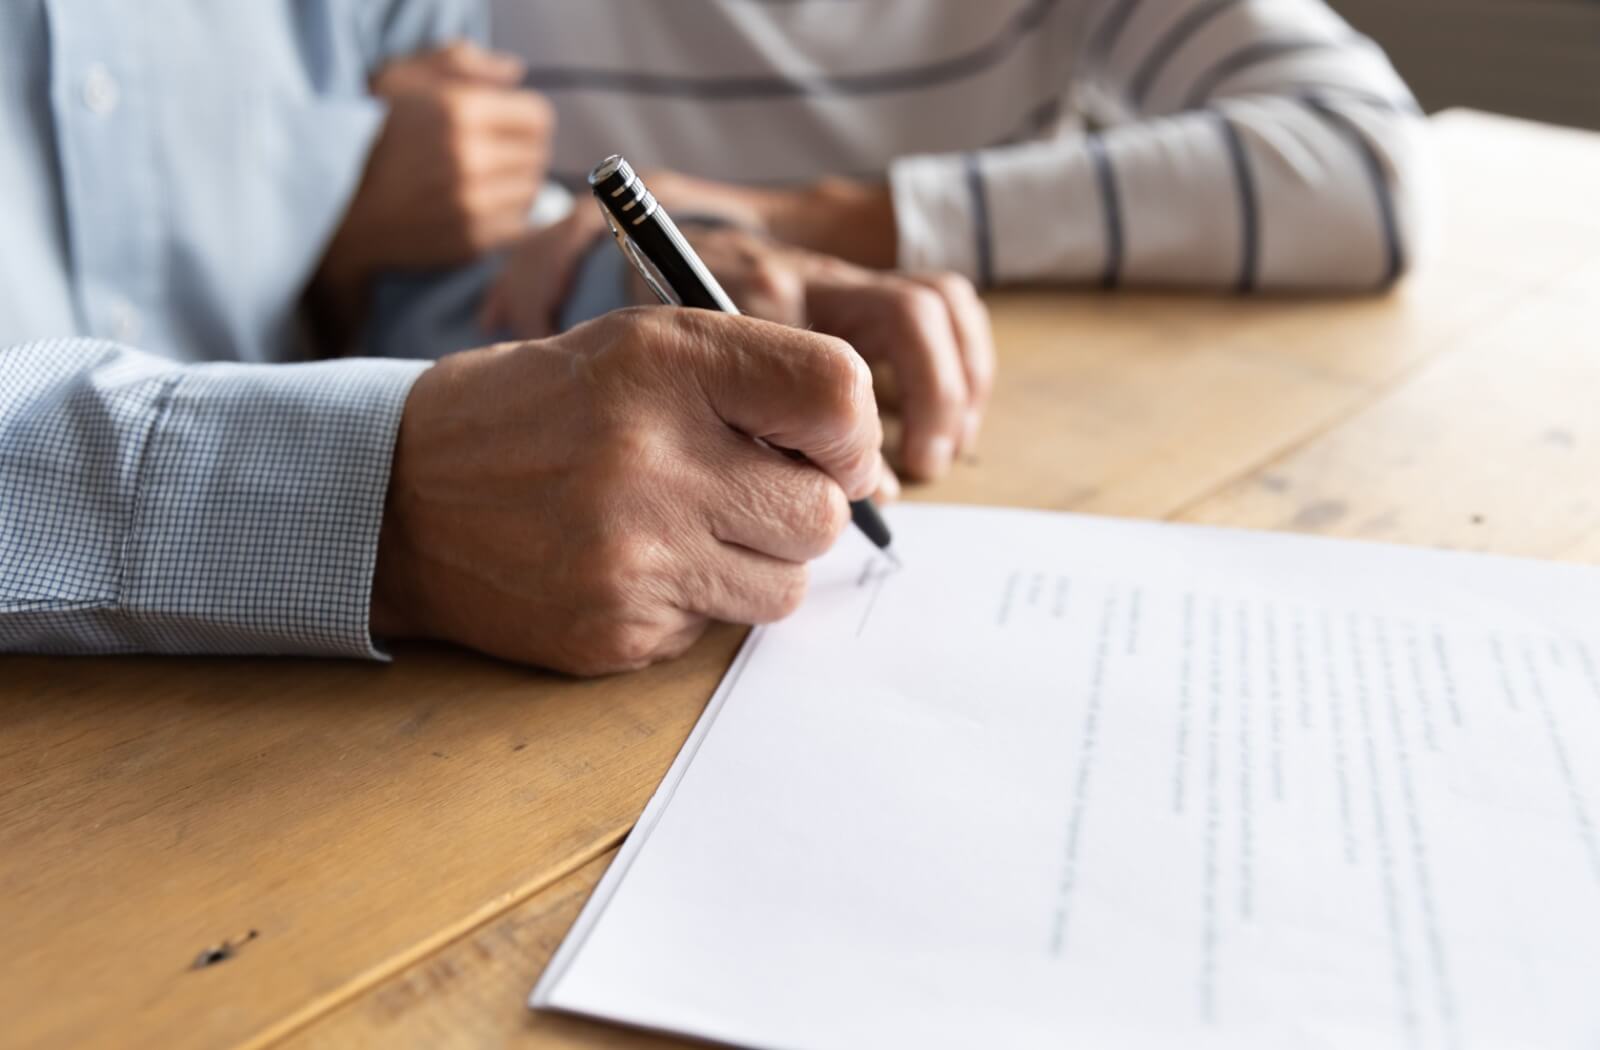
[3, 111, 1596, 1050]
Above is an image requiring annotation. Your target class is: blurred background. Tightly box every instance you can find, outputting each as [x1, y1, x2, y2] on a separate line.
[1337, 0, 1600, 129]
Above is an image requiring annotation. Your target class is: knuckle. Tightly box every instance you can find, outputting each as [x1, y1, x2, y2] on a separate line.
[769, 568, 809, 620]
[930, 270, 978, 303]
[893, 285, 949, 332]
[796, 481, 851, 554]
[747, 257, 795, 299]
[599, 307, 679, 375]
[563, 618, 666, 675]
[600, 622, 666, 670]
[608, 304, 669, 343]
[588, 424, 665, 493]
[654, 621, 704, 663]
[809, 336, 871, 420]
[581, 531, 660, 609]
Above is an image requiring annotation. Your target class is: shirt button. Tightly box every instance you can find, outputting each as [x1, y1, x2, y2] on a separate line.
[108, 298, 141, 343]
[81, 64, 120, 116]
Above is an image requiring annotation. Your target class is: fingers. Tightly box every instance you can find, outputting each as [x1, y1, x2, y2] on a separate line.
[685, 225, 807, 326]
[372, 40, 527, 97]
[453, 87, 556, 141]
[464, 133, 551, 182]
[480, 208, 610, 339]
[467, 173, 542, 222]
[427, 40, 526, 87]
[681, 543, 811, 626]
[874, 452, 902, 504]
[881, 285, 967, 478]
[810, 277, 969, 480]
[681, 436, 852, 624]
[702, 431, 851, 563]
[661, 311, 883, 501]
[438, 89, 553, 254]
[556, 606, 710, 676]
[907, 272, 994, 453]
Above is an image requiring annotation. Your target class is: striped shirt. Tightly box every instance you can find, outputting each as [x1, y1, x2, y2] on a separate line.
[491, 0, 1432, 290]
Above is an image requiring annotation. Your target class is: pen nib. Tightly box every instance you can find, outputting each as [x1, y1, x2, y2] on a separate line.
[880, 547, 904, 570]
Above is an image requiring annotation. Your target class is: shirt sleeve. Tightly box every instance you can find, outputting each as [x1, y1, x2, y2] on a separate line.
[360, 0, 490, 67]
[888, 0, 1435, 292]
[0, 340, 429, 658]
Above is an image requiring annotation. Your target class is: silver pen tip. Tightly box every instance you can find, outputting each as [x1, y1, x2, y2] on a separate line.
[881, 547, 904, 569]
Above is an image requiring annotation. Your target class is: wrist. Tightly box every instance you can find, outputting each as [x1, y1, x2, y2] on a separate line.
[369, 363, 442, 642]
[370, 515, 420, 640]
[766, 178, 898, 269]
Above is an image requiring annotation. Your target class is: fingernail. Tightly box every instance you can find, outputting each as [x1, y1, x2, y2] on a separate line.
[880, 467, 901, 501]
[922, 436, 955, 477]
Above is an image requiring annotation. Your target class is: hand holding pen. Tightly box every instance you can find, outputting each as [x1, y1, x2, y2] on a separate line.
[483, 165, 993, 486]
[588, 155, 903, 564]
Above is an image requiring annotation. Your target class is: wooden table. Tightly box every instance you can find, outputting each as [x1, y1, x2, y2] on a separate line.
[4, 110, 1598, 1050]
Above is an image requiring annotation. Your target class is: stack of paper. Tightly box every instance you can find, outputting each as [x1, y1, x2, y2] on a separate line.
[533, 505, 1600, 1049]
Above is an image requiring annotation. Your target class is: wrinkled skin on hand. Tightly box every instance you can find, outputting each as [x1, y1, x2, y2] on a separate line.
[372, 308, 887, 676]
[485, 215, 993, 482]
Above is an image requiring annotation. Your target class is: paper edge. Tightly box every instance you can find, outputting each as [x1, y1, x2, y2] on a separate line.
[528, 626, 770, 1009]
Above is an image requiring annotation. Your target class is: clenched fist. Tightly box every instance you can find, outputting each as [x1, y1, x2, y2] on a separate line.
[320, 41, 554, 293]
[370, 308, 885, 675]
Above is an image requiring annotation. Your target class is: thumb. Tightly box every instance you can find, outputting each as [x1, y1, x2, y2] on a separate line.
[682, 312, 883, 500]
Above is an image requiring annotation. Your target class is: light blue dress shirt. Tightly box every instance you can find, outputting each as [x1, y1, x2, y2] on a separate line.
[0, 0, 481, 657]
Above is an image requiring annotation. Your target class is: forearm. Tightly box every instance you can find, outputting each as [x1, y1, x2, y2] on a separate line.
[890, 93, 1429, 291]
[892, 0, 1430, 290]
[762, 179, 899, 271]
[0, 340, 428, 657]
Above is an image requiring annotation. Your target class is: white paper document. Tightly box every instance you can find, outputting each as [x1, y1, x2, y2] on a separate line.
[531, 505, 1600, 1049]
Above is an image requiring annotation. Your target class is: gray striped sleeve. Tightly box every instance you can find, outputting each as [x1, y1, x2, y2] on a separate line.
[888, 0, 1430, 288]
[1068, 0, 1429, 289]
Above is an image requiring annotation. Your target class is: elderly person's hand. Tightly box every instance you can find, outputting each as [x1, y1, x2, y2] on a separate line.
[689, 226, 993, 481]
[372, 308, 888, 675]
[485, 216, 992, 481]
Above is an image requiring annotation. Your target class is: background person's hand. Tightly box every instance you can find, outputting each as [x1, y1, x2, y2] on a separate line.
[688, 228, 993, 481]
[479, 202, 610, 340]
[479, 167, 774, 340]
[320, 41, 554, 290]
[370, 308, 885, 676]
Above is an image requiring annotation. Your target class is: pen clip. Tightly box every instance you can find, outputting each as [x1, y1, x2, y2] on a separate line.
[597, 199, 681, 308]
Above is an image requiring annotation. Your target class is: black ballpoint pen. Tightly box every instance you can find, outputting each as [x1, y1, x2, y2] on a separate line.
[587, 154, 900, 565]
